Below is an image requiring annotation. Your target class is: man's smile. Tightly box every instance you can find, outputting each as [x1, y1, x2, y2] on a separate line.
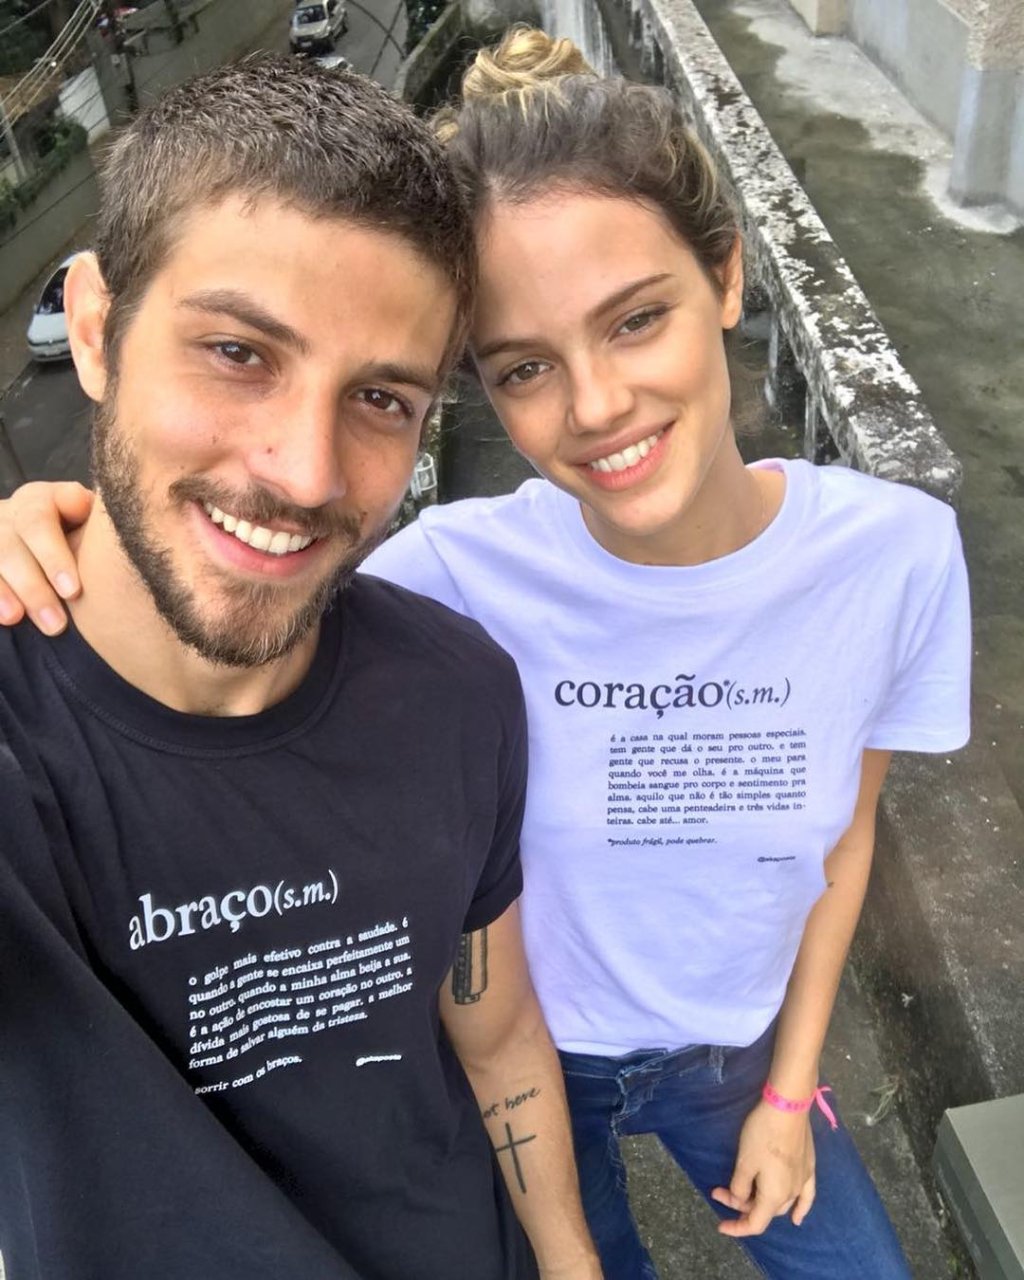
[203, 501, 318, 556]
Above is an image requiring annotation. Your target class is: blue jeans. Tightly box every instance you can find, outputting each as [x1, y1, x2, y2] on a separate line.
[559, 1022, 911, 1280]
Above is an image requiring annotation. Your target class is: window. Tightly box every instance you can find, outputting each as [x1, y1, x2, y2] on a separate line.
[36, 268, 69, 316]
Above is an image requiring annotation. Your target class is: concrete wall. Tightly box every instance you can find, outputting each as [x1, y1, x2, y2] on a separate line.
[0, 148, 98, 312]
[541, 0, 617, 73]
[846, 0, 969, 138]
[966, 0, 1024, 70]
[59, 66, 111, 142]
[787, 0, 847, 35]
[788, 0, 1024, 217]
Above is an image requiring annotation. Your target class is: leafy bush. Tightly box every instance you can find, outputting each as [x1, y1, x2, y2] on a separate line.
[0, 118, 89, 235]
[405, 0, 448, 52]
[0, 12, 49, 77]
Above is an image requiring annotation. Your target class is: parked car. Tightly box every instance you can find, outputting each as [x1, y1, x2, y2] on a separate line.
[314, 52, 353, 72]
[26, 255, 77, 363]
[289, 0, 347, 54]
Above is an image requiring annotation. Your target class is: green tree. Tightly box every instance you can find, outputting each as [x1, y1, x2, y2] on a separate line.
[0, 0, 53, 76]
[404, 0, 447, 52]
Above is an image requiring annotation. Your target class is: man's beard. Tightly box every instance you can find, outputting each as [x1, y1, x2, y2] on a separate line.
[90, 394, 392, 668]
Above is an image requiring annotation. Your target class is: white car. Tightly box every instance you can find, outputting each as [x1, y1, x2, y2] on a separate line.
[289, 0, 347, 54]
[26, 255, 77, 363]
[314, 53, 353, 72]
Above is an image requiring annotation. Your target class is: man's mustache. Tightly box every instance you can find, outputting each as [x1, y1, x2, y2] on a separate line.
[169, 476, 363, 543]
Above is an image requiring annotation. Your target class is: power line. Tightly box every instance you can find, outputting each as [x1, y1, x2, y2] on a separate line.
[0, 38, 198, 250]
[0, 0, 63, 44]
[0, 0, 414, 252]
[1, 0, 100, 118]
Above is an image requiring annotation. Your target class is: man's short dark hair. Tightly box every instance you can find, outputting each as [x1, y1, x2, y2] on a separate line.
[95, 53, 475, 368]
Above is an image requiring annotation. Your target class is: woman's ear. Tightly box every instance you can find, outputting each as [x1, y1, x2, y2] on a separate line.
[718, 237, 745, 331]
[65, 252, 110, 403]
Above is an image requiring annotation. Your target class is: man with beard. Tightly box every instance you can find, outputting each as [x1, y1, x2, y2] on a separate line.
[0, 56, 599, 1280]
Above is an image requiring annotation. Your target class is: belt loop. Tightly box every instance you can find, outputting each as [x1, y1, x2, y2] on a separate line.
[709, 1044, 725, 1083]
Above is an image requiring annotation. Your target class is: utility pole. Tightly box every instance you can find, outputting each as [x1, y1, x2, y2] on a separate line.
[99, 0, 137, 114]
[46, 0, 74, 42]
[163, 0, 185, 45]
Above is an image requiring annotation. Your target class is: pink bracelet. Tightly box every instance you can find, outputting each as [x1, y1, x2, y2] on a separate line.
[762, 1081, 839, 1131]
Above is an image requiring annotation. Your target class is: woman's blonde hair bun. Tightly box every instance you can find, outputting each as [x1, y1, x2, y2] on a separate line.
[462, 25, 595, 99]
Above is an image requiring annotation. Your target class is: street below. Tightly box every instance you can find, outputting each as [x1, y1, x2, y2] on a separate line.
[0, 0, 407, 491]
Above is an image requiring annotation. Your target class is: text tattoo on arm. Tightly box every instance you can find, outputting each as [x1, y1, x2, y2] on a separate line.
[451, 926, 488, 1004]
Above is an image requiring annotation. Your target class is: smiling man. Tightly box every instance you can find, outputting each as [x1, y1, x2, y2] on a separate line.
[0, 56, 598, 1280]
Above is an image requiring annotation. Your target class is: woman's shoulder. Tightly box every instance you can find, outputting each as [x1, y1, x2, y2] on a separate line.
[415, 477, 558, 540]
[360, 478, 559, 604]
[793, 460, 959, 555]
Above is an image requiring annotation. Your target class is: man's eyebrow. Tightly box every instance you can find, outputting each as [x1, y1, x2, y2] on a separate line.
[178, 293, 440, 393]
[177, 290, 311, 354]
[473, 273, 674, 361]
[357, 361, 443, 397]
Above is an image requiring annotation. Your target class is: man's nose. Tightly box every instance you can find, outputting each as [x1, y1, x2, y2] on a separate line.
[565, 355, 635, 435]
[246, 386, 346, 511]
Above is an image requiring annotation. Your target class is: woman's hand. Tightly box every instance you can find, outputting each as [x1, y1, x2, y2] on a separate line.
[0, 480, 93, 633]
[710, 1100, 816, 1236]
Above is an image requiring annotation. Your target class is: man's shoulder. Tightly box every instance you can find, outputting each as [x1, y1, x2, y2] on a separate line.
[345, 573, 521, 685]
[0, 622, 51, 728]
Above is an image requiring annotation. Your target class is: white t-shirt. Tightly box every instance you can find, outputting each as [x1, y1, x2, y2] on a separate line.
[363, 460, 970, 1053]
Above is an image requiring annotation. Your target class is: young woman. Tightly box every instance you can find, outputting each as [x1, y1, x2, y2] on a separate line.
[0, 29, 970, 1280]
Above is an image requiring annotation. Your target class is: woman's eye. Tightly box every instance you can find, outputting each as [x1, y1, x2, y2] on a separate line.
[500, 360, 550, 387]
[618, 308, 664, 336]
[359, 388, 411, 418]
[214, 341, 260, 367]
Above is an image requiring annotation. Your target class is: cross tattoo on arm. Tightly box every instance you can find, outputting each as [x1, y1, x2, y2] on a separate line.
[494, 1121, 536, 1194]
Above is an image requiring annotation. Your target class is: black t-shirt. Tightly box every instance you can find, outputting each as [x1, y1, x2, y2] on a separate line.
[0, 575, 538, 1280]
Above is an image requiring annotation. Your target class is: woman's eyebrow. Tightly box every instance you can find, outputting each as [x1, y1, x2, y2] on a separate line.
[474, 273, 674, 360]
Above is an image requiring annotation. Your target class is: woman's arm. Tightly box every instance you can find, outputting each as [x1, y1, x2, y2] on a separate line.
[711, 747, 892, 1238]
[0, 480, 92, 631]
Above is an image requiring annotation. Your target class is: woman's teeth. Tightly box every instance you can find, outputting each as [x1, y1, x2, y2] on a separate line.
[587, 430, 663, 473]
[203, 503, 315, 556]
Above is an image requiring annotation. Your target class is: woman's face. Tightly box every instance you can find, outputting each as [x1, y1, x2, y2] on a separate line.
[470, 191, 744, 563]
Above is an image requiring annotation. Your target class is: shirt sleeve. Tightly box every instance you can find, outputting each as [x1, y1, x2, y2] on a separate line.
[461, 659, 528, 934]
[360, 517, 469, 616]
[865, 509, 971, 753]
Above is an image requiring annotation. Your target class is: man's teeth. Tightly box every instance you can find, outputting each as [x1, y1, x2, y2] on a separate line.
[203, 504, 314, 555]
[587, 430, 663, 473]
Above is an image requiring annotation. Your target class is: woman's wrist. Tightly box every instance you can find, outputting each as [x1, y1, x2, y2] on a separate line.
[762, 1080, 838, 1130]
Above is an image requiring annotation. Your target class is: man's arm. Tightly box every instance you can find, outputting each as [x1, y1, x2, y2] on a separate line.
[440, 901, 602, 1280]
[711, 748, 892, 1236]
